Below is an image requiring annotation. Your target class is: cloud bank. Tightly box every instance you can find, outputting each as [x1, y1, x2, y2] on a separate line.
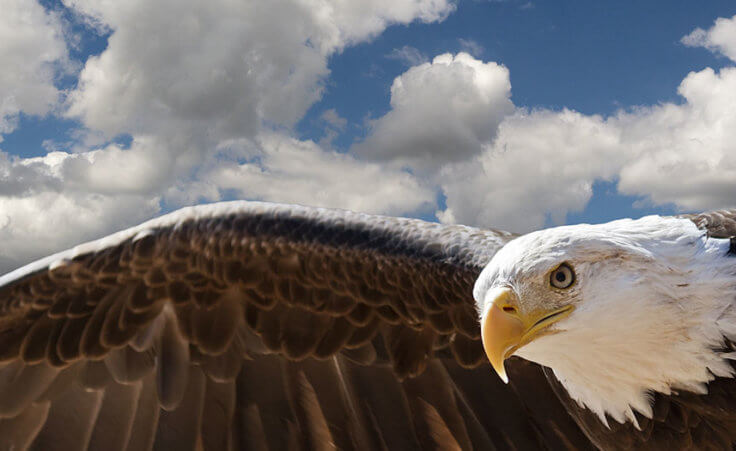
[1, 2, 735, 272]
[0, 0, 70, 136]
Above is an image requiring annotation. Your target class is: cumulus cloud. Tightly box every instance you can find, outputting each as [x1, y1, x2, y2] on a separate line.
[682, 14, 736, 62]
[351, 40, 736, 232]
[0, 0, 454, 272]
[59, 0, 456, 191]
[0, 192, 160, 271]
[436, 64, 736, 231]
[63, 0, 455, 139]
[0, 151, 160, 270]
[615, 66, 736, 210]
[439, 67, 736, 231]
[206, 134, 435, 216]
[350, 52, 623, 231]
[3, 0, 736, 272]
[0, 0, 70, 137]
[438, 109, 622, 231]
[355, 53, 514, 172]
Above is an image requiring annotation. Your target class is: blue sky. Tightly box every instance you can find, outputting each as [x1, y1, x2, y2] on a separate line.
[307, 0, 734, 122]
[297, 0, 735, 224]
[1, 0, 736, 270]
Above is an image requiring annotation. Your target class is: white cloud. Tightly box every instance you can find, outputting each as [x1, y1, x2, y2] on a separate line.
[437, 64, 736, 231]
[0, 192, 160, 271]
[386, 45, 428, 66]
[0, 0, 70, 137]
[438, 109, 622, 232]
[319, 108, 348, 146]
[63, 0, 454, 139]
[457, 38, 484, 57]
[350, 39, 736, 232]
[0, 0, 454, 272]
[0, 150, 160, 271]
[59, 0, 456, 188]
[682, 14, 736, 62]
[3, 2, 736, 273]
[207, 134, 435, 216]
[616, 66, 736, 210]
[321, 109, 348, 132]
[349, 52, 621, 232]
[355, 53, 514, 172]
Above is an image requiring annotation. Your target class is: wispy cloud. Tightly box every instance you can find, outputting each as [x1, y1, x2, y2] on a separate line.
[386, 45, 429, 66]
[458, 38, 484, 56]
[681, 14, 736, 62]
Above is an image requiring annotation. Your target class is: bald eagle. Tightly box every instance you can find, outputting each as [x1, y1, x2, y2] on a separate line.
[0, 201, 734, 450]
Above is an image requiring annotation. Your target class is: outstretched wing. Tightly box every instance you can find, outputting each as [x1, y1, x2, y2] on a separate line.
[0, 201, 591, 450]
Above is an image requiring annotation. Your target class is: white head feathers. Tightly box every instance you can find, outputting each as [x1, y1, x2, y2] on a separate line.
[475, 215, 736, 427]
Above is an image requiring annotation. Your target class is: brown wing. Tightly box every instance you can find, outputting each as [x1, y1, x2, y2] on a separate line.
[682, 209, 736, 238]
[0, 201, 592, 450]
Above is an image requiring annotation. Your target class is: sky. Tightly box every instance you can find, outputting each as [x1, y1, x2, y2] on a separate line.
[1, 0, 736, 273]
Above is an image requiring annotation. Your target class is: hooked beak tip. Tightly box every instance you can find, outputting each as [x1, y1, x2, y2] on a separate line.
[481, 287, 524, 384]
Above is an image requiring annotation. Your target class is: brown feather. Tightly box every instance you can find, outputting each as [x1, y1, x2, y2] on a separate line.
[200, 378, 236, 451]
[449, 335, 485, 369]
[236, 355, 297, 450]
[124, 373, 160, 451]
[239, 403, 269, 451]
[287, 359, 357, 450]
[341, 342, 377, 365]
[0, 400, 50, 450]
[346, 303, 374, 327]
[200, 342, 243, 383]
[345, 317, 380, 349]
[313, 317, 354, 359]
[44, 317, 66, 367]
[20, 314, 56, 364]
[130, 312, 165, 352]
[56, 316, 87, 363]
[31, 378, 104, 451]
[287, 369, 337, 450]
[104, 346, 156, 384]
[385, 325, 435, 378]
[0, 362, 58, 419]
[191, 288, 243, 355]
[154, 366, 206, 451]
[402, 361, 472, 450]
[156, 309, 190, 411]
[80, 359, 112, 390]
[282, 307, 332, 360]
[100, 289, 133, 348]
[80, 288, 117, 359]
[0, 324, 27, 363]
[412, 398, 463, 450]
[66, 291, 94, 318]
[87, 380, 142, 451]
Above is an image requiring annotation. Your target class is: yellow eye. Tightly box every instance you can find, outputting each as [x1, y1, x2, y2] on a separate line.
[550, 263, 575, 289]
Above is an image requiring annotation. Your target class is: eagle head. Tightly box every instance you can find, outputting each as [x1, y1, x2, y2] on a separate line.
[474, 215, 736, 427]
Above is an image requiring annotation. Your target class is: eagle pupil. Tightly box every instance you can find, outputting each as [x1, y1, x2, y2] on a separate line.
[555, 271, 566, 282]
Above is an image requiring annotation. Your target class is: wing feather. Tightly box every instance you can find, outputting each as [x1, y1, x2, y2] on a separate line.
[87, 380, 142, 451]
[0, 201, 598, 449]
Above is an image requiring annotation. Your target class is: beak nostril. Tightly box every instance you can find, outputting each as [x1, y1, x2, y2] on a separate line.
[502, 305, 516, 313]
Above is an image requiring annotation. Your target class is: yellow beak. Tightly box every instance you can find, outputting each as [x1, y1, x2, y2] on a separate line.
[480, 286, 573, 383]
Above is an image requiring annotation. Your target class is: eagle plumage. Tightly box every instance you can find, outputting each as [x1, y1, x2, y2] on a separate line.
[0, 201, 735, 450]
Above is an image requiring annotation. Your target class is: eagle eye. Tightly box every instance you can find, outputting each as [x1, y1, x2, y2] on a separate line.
[550, 263, 575, 289]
